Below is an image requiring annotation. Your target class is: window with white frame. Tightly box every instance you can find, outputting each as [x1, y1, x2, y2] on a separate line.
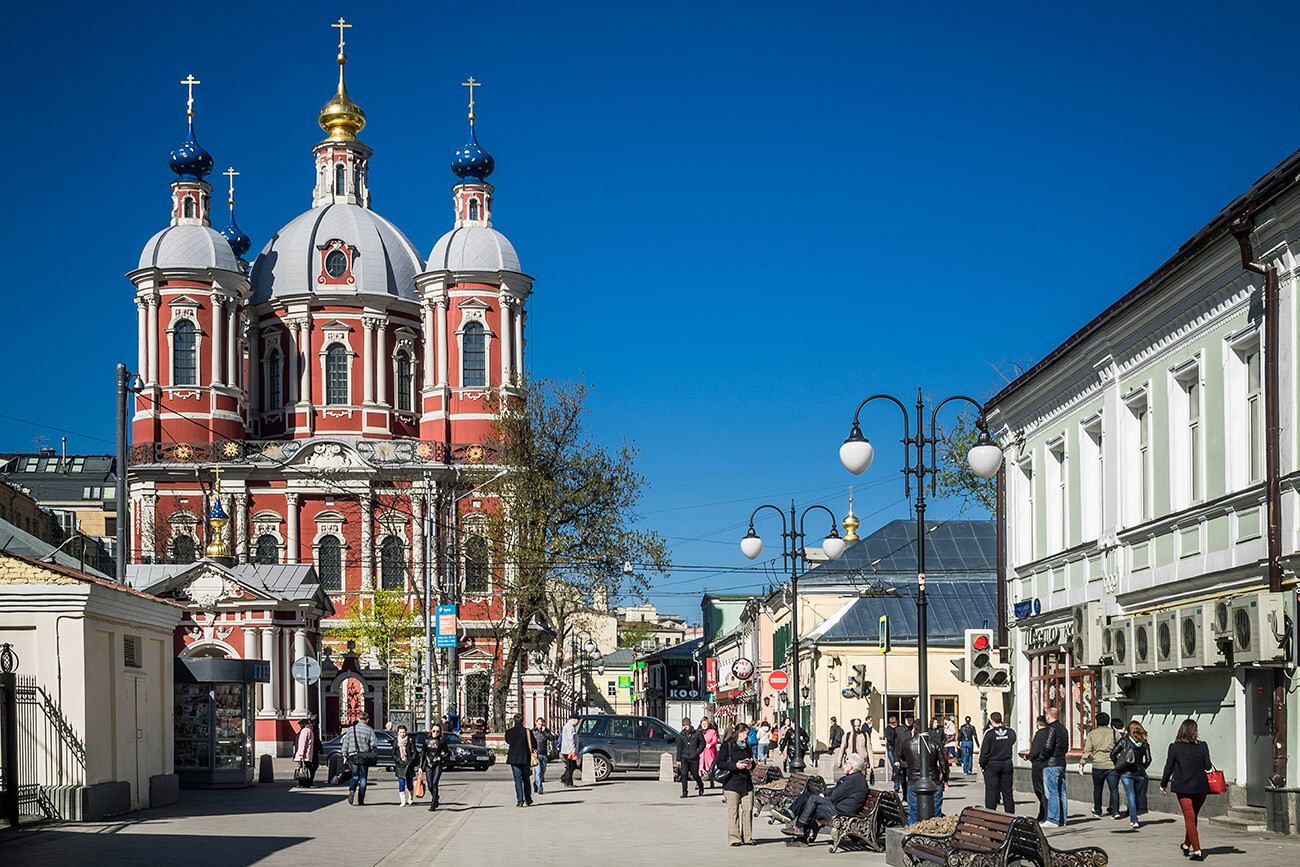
[266, 347, 282, 411]
[464, 535, 489, 594]
[396, 351, 413, 412]
[380, 536, 405, 591]
[1079, 416, 1103, 541]
[1015, 459, 1035, 565]
[1170, 361, 1203, 510]
[318, 535, 342, 591]
[1123, 389, 1152, 525]
[1225, 332, 1263, 491]
[1046, 437, 1067, 553]
[1246, 348, 1263, 484]
[173, 319, 198, 385]
[325, 343, 349, 405]
[462, 322, 486, 387]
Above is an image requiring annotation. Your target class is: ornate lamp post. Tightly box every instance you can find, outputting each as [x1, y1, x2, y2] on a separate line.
[838, 388, 1003, 821]
[739, 501, 846, 772]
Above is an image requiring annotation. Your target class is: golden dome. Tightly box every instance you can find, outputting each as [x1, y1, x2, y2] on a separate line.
[318, 52, 367, 143]
[843, 492, 860, 542]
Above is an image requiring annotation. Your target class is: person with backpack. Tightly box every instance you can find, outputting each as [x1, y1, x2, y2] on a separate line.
[1112, 720, 1153, 828]
[1079, 711, 1119, 818]
[342, 712, 378, 806]
[1160, 718, 1215, 861]
[957, 716, 978, 775]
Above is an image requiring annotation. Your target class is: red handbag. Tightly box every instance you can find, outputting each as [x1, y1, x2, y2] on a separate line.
[1207, 768, 1227, 795]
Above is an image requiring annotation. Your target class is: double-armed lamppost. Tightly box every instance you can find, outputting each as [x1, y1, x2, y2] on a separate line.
[568, 630, 603, 716]
[740, 502, 847, 773]
[838, 388, 1003, 821]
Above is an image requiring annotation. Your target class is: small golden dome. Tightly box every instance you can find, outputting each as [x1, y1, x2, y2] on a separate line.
[843, 492, 860, 542]
[318, 52, 367, 143]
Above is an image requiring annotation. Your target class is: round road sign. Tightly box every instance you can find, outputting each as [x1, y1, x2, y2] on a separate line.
[768, 670, 789, 691]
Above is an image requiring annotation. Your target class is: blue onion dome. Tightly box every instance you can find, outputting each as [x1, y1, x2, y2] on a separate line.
[207, 498, 228, 521]
[169, 121, 214, 182]
[451, 124, 495, 182]
[220, 211, 251, 258]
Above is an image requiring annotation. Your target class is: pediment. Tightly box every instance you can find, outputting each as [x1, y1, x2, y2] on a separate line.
[457, 297, 491, 310]
[158, 561, 274, 609]
[291, 441, 367, 471]
[169, 295, 202, 308]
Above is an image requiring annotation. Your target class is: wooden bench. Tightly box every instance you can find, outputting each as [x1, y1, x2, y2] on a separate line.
[755, 772, 826, 820]
[901, 806, 1108, 867]
[821, 787, 908, 853]
[748, 763, 781, 786]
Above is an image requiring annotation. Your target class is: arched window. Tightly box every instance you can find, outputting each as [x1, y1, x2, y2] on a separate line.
[464, 536, 489, 594]
[255, 534, 279, 565]
[266, 348, 282, 410]
[318, 535, 342, 591]
[468, 199, 480, 220]
[173, 320, 197, 385]
[396, 351, 412, 412]
[325, 343, 348, 405]
[183, 197, 196, 219]
[462, 322, 486, 387]
[172, 535, 195, 564]
[380, 537, 405, 590]
[465, 672, 490, 721]
[335, 162, 346, 196]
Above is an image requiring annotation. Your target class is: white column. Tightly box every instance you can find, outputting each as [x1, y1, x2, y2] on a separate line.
[227, 305, 239, 390]
[422, 304, 435, 390]
[244, 622, 262, 711]
[235, 492, 249, 564]
[211, 298, 224, 386]
[360, 493, 374, 589]
[411, 494, 424, 593]
[147, 297, 160, 384]
[286, 320, 300, 405]
[142, 494, 158, 562]
[136, 301, 148, 379]
[376, 323, 388, 406]
[436, 301, 449, 385]
[293, 628, 309, 714]
[362, 318, 376, 404]
[514, 307, 525, 374]
[286, 492, 301, 564]
[299, 320, 312, 405]
[263, 626, 281, 714]
[499, 298, 513, 383]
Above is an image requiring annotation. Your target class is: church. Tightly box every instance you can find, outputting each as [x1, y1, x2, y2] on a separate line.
[123, 22, 527, 754]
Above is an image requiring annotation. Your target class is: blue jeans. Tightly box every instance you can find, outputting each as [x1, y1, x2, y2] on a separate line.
[959, 741, 973, 775]
[348, 760, 369, 800]
[756, 742, 768, 760]
[1092, 767, 1119, 815]
[510, 763, 533, 805]
[533, 754, 548, 792]
[1043, 765, 1066, 825]
[906, 785, 945, 824]
[1120, 773, 1146, 822]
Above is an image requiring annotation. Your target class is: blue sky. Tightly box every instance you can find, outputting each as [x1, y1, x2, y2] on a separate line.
[5, 2, 1299, 620]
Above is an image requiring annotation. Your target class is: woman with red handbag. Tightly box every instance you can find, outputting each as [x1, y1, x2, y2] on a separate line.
[1160, 719, 1215, 861]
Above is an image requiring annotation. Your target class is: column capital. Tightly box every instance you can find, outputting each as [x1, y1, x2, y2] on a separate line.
[362, 316, 384, 331]
[285, 492, 301, 507]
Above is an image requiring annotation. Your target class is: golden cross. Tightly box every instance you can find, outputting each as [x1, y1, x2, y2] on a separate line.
[333, 17, 352, 53]
[180, 74, 201, 118]
[462, 76, 481, 122]
[223, 167, 239, 206]
[210, 465, 224, 494]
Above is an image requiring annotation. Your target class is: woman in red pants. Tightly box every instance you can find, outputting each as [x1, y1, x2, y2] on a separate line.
[1160, 719, 1214, 861]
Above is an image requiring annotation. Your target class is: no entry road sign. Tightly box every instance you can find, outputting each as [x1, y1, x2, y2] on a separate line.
[768, 670, 789, 691]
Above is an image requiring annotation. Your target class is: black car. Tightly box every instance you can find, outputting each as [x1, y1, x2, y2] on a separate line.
[575, 715, 679, 782]
[319, 728, 495, 771]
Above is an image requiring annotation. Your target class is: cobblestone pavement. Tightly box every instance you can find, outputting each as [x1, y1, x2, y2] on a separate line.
[2, 761, 1299, 866]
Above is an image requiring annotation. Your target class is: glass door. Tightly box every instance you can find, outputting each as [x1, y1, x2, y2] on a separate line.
[212, 683, 248, 769]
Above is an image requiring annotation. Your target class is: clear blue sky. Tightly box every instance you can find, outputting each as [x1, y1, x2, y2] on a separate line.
[5, 2, 1298, 621]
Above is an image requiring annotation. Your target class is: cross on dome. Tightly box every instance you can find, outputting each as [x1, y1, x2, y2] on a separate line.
[333, 17, 351, 54]
[318, 17, 366, 143]
[180, 74, 201, 118]
[218, 166, 252, 259]
[463, 76, 480, 124]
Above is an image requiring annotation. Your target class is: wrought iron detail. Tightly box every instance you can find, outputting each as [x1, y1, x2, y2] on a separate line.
[0, 643, 16, 673]
[131, 438, 500, 468]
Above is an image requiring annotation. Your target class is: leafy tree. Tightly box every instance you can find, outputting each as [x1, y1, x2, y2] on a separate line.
[933, 408, 997, 513]
[618, 620, 654, 648]
[326, 589, 421, 708]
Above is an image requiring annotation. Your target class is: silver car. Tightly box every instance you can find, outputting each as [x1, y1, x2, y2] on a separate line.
[575, 715, 679, 781]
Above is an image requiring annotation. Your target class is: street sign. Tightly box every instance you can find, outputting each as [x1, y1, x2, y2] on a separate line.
[879, 615, 891, 654]
[768, 669, 789, 691]
[291, 656, 321, 685]
[618, 675, 631, 688]
[435, 604, 458, 648]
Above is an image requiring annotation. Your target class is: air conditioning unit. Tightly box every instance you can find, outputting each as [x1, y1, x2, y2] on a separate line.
[1131, 614, 1157, 674]
[1071, 601, 1108, 667]
[1154, 611, 1180, 670]
[1107, 616, 1135, 674]
[1230, 590, 1291, 665]
[1211, 599, 1233, 641]
[1101, 666, 1134, 702]
[1176, 604, 1226, 669]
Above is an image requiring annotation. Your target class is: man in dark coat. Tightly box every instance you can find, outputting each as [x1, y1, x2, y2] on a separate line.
[828, 717, 844, 752]
[504, 713, 536, 807]
[883, 717, 901, 792]
[898, 725, 950, 824]
[1027, 715, 1051, 821]
[978, 712, 1016, 813]
[676, 717, 705, 797]
[774, 752, 870, 845]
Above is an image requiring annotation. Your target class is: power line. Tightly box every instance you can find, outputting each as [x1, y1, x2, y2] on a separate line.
[0, 412, 116, 446]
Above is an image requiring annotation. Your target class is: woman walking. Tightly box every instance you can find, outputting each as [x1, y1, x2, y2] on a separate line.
[699, 718, 719, 788]
[1161, 719, 1214, 861]
[756, 719, 771, 761]
[392, 725, 417, 806]
[1111, 720, 1153, 828]
[419, 723, 451, 811]
[717, 723, 757, 846]
[293, 717, 318, 787]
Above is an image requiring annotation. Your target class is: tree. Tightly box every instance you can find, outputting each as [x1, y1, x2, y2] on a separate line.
[481, 377, 670, 727]
[326, 589, 420, 707]
[933, 408, 997, 513]
[618, 620, 654, 648]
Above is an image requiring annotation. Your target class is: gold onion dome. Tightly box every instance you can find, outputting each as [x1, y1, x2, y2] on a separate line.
[842, 493, 860, 542]
[318, 51, 366, 143]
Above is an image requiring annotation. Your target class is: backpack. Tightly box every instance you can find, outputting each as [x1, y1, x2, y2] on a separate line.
[1111, 736, 1137, 774]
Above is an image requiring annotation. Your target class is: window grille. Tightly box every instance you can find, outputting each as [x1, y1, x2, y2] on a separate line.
[462, 322, 486, 387]
[318, 536, 342, 591]
[174, 320, 197, 385]
[326, 344, 348, 405]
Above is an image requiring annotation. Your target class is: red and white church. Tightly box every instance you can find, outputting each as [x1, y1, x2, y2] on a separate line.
[124, 37, 528, 753]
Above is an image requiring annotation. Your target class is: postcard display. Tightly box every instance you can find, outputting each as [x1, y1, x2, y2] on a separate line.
[174, 658, 268, 787]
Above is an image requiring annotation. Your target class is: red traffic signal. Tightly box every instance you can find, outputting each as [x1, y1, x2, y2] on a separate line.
[972, 634, 990, 651]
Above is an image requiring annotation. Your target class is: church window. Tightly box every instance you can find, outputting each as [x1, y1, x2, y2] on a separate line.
[254, 534, 279, 565]
[173, 320, 197, 385]
[266, 348, 282, 410]
[464, 535, 489, 594]
[462, 322, 486, 387]
[183, 197, 195, 219]
[172, 535, 195, 564]
[465, 672, 490, 721]
[380, 536, 405, 590]
[335, 162, 346, 196]
[324, 249, 349, 279]
[396, 351, 413, 412]
[468, 199, 480, 220]
[325, 344, 349, 405]
[318, 535, 342, 591]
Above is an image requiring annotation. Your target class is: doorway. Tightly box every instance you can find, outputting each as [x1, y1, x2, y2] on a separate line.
[1243, 669, 1272, 807]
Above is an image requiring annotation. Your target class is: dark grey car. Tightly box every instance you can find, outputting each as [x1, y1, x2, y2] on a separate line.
[575, 715, 679, 781]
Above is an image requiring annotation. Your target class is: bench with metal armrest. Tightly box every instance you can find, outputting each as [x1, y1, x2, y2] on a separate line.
[819, 787, 908, 853]
[902, 806, 1108, 867]
[754, 772, 826, 820]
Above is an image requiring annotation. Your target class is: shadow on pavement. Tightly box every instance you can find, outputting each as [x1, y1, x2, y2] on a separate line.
[128, 782, 348, 821]
[0, 832, 310, 866]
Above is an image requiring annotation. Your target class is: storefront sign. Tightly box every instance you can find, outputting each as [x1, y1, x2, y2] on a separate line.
[732, 658, 754, 681]
[706, 657, 718, 692]
[435, 605, 458, 648]
[618, 675, 631, 688]
[1026, 624, 1070, 650]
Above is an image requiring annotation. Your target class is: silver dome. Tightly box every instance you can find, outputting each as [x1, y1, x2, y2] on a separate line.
[138, 225, 241, 272]
[250, 204, 424, 304]
[426, 226, 522, 274]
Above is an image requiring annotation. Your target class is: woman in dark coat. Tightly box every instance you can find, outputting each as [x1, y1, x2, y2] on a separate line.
[392, 726, 418, 806]
[1160, 719, 1214, 861]
[1111, 720, 1153, 828]
[419, 723, 451, 811]
[716, 722, 757, 846]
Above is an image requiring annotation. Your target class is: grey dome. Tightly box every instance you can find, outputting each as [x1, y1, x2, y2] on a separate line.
[250, 204, 424, 304]
[426, 226, 521, 274]
[138, 225, 241, 272]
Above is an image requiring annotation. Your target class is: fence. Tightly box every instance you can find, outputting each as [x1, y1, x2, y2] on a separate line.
[0, 656, 86, 824]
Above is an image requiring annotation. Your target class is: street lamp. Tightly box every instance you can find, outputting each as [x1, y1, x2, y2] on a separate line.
[838, 388, 1003, 821]
[739, 501, 844, 773]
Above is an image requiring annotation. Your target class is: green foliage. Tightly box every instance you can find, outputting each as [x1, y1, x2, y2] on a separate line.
[327, 589, 419, 672]
[934, 408, 997, 513]
[618, 621, 654, 648]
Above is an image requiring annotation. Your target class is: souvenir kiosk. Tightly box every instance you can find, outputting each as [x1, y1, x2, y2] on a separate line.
[174, 657, 269, 787]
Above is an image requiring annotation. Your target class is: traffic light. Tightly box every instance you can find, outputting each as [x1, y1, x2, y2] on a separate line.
[966, 629, 1011, 691]
[862, 679, 873, 698]
[842, 663, 868, 699]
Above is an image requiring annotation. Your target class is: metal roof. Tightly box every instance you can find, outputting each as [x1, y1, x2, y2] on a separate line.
[0, 517, 112, 579]
[600, 648, 637, 668]
[126, 560, 327, 605]
[640, 636, 705, 662]
[812, 577, 998, 646]
[801, 519, 995, 585]
[0, 454, 117, 505]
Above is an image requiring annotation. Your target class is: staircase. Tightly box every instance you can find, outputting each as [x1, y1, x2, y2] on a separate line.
[1208, 805, 1268, 832]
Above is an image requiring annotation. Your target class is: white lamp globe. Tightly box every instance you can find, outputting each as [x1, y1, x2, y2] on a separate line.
[822, 534, 846, 561]
[840, 433, 874, 475]
[967, 437, 1004, 480]
[740, 530, 764, 560]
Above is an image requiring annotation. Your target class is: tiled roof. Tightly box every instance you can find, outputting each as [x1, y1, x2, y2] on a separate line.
[813, 577, 998, 646]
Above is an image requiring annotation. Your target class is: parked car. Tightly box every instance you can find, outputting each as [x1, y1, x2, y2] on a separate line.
[575, 715, 679, 781]
[319, 728, 495, 771]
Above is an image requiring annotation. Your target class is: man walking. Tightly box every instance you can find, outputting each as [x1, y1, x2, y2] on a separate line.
[1042, 706, 1069, 827]
[957, 716, 978, 775]
[774, 753, 870, 846]
[978, 712, 1016, 813]
[828, 717, 844, 754]
[838, 718, 874, 780]
[883, 716, 901, 792]
[343, 712, 377, 806]
[898, 722, 949, 824]
[1080, 711, 1119, 818]
[504, 713, 535, 807]
[558, 714, 580, 787]
[677, 717, 705, 797]
[532, 717, 555, 795]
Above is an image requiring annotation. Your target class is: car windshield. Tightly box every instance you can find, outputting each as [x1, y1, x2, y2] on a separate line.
[578, 718, 603, 735]
[442, 733, 465, 744]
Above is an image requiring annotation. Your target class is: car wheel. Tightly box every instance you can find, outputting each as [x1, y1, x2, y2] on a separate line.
[591, 753, 612, 782]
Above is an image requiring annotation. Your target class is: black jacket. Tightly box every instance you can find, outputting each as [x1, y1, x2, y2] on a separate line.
[1161, 741, 1213, 794]
[897, 731, 948, 786]
[504, 722, 535, 766]
[716, 740, 755, 794]
[883, 724, 899, 753]
[676, 726, 704, 761]
[1111, 735, 1153, 777]
[532, 727, 555, 759]
[958, 723, 978, 743]
[419, 735, 450, 773]
[392, 735, 419, 776]
[978, 725, 1016, 767]
[824, 770, 868, 815]
[1027, 727, 1052, 766]
[1042, 721, 1068, 767]
[829, 723, 844, 750]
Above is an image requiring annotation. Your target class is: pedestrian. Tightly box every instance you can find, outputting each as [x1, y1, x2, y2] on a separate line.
[747, 721, 761, 759]
[780, 721, 809, 771]
[828, 716, 844, 753]
[756, 719, 771, 760]
[958, 716, 978, 775]
[978, 712, 1016, 813]
[1041, 706, 1069, 827]
[883, 716, 901, 793]
[944, 715, 958, 759]
[1161, 718, 1214, 861]
[1080, 711, 1120, 818]
[531, 716, 554, 795]
[700, 718, 719, 787]
[716, 722, 757, 846]
[1112, 720, 1152, 829]
[839, 718, 874, 783]
[898, 721, 950, 824]
[559, 713, 580, 787]
[391, 725, 417, 806]
[769, 719, 780, 761]
[677, 717, 705, 797]
[504, 713, 536, 807]
[774, 752, 870, 846]
[419, 722, 450, 811]
[1027, 715, 1051, 821]
[343, 711, 378, 806]
[293, 717, 318, 788]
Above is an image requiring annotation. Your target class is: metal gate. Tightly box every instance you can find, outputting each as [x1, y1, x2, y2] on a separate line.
[0, 644, 86, 823]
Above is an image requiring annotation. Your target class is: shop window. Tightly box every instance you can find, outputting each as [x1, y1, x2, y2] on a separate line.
[1027, 649, 1097, 752]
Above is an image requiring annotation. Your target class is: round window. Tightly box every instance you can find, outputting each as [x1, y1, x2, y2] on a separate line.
[325, 249, 348, 278]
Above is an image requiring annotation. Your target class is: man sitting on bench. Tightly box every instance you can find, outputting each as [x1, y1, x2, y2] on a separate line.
[773, 753, 869, 846]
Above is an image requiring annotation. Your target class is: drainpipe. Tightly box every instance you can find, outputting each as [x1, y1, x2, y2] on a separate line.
[1229, 217, 1286, 789]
